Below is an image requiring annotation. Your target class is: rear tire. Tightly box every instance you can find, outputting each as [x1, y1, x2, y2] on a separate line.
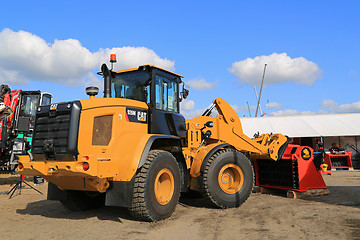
[60, 190, 105, 211]
[129, 150, 180, 221]
[202, 149, 254, 208]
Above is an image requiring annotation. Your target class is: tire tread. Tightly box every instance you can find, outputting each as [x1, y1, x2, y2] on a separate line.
[202, 149, 254, 209]
[129, 150, 179, 221]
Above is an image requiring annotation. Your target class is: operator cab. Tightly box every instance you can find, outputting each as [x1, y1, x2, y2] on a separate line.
[101, 62, 187, 137]
[16, 91, 52, 133]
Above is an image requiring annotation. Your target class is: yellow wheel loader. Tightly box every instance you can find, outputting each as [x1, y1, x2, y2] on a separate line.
[19, 56, 288, 221]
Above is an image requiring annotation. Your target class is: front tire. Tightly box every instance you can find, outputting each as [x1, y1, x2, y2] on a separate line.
[129, 150, 181, 221]
[202, 149, 254, 208]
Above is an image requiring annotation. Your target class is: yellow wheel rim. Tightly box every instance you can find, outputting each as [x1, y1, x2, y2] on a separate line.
[218, 164, 244, 194]
[154, 168, 174, 205]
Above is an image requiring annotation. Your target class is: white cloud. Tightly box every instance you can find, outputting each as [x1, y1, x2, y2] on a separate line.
[270, 109, 328, 116]
[180, 99, 195, 111]
[269, 99, 360, 117]
[0, 28, 174, 87]
[186, 78, 216, 90]
[336, 101, 360, 113]
[0, 70, 27, 84]
[321, 99, 338, 112]
[265, 102, 283, 110]
[229, 53, 322, 87]
[0, 29, 97, 85]
[321, 99, 360, 113]
[94, 47, 174, 71]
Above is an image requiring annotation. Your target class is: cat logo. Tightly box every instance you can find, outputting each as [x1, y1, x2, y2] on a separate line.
[301, 147, 311, 160]
[126, 107, 147, 124]
[137, 111, 147, 122]
[50, 103, 58, 110]
[137, 111, 146, 122]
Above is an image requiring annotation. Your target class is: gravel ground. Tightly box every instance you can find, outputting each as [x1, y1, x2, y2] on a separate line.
[0, 171, 359, 240]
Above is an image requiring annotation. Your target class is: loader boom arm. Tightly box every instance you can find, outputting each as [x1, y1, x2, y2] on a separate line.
[187, 98, 288, 161]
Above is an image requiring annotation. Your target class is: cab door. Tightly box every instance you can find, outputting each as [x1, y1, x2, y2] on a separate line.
[150, 70, 186, 137]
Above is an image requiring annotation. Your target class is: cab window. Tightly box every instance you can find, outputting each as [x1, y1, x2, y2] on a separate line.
[41, 94, 52, 106]
[21, 95, 40, 117]
[155, 75, 178, 113]
[111, 71, 150, 103]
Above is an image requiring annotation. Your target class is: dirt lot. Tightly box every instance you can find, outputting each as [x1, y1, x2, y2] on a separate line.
[0, 171, 359, 240]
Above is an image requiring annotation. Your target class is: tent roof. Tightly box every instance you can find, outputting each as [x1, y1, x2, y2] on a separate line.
[240, 113, 360, 138]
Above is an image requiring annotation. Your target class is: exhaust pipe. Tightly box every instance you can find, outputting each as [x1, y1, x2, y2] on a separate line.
[101, 63, 112, 98]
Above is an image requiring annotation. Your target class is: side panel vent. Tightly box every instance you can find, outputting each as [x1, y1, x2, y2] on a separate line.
[92, 115, 113, 146]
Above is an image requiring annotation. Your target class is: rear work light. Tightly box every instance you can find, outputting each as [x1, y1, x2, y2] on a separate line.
[83, 162, 90, 171]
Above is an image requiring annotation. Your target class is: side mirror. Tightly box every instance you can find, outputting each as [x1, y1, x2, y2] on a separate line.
[182, 88, 189, 99]
[180, 83, 189, 102]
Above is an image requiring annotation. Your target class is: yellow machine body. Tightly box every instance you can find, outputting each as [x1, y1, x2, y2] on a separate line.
[20, 98, 151, 192]
[18, 63, 289, 221]
[19, 83, 287, 195]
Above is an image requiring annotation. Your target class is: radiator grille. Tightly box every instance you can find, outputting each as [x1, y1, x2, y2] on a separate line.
[32, 114, 70, 155]
[31, 101, 81, 161]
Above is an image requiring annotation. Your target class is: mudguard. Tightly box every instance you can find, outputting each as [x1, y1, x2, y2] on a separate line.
[190, 142, 230, 178]
[137, 135, 181, 169]
[200, 143, 230, 173]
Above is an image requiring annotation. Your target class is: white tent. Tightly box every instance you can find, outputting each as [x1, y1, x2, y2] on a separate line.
[241, 113, 360, 138]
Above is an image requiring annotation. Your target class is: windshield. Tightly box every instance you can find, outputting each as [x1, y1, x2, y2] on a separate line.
[111, 71, 150, 103]
[21, 95, 40, 117]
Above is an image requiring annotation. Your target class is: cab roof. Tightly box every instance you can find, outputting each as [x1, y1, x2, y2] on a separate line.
[114, 65, 183, 78]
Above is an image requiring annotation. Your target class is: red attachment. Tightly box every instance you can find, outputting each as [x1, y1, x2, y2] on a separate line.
[110, 54, 117, 63]
[253, 144, 327, 192]
[83, 162, 90, 171]
[0, 89, 21, 141]
[324, 151, 353, 170]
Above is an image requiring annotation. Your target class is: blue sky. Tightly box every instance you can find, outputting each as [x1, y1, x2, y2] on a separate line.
[0, 1, 359, 118]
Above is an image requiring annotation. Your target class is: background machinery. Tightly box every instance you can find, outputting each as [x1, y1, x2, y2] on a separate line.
[0, 84, 52, 172]
[20, 55, 299, 221]
[324, 144, 354, 170]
